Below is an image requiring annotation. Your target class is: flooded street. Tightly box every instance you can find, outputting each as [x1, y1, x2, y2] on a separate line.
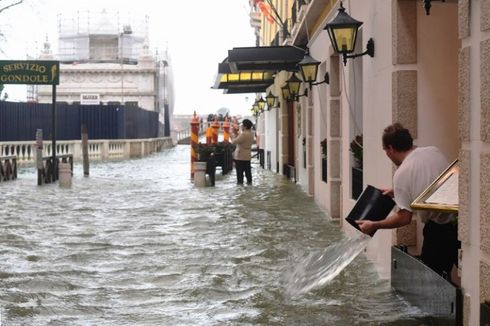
[1, 145, 430, 325]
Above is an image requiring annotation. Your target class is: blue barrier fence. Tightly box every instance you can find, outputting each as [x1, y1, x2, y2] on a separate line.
[0, 101, 158, 141]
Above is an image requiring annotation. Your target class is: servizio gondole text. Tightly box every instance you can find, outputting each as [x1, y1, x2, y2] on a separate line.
[1, 63, 48, 83]
[0, 74, 49, 83]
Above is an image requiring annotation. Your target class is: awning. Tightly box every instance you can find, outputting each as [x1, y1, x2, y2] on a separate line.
[212, 63, 275, 94]
[227, 45, 305, 73]
[212, 46, 305, 94]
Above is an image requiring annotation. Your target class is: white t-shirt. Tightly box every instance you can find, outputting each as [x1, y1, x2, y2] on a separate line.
[393, 146, 454, 224]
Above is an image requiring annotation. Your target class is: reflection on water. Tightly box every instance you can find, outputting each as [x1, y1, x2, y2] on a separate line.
[0, 145, 430, 325]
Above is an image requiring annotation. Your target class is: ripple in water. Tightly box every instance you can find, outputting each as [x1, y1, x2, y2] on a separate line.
[285, 233, 371, 297]
[0, 146, 432, 325]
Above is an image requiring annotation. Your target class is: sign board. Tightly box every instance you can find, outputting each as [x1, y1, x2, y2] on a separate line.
[411, 159, 459, 213]
[0, 60, 60, 85]
[80, 94, 100, 105]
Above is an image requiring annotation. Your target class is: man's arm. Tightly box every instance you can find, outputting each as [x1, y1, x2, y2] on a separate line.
[356, 209, 412, 235]
[380, 188, 394, 198]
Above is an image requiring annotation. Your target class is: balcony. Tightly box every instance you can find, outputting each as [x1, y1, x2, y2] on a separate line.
[290, 0, 309, 39]
[269, 19, 292, 46]
[291, 0, 308, 26]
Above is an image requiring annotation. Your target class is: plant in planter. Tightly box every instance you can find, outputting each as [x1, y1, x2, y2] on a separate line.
[193, 142, 236, 175]
[214, 141, 235, 155]
[320, 138, 327, 158]
[320, 138, 328, 182]
[350, 134, 363, 168]
[194, 143, 215, 162]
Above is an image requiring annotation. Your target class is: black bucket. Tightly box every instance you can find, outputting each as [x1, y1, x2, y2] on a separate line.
[345, 185, 396, 236]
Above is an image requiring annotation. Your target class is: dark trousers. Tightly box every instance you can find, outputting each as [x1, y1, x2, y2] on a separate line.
[420, 220, 460, 277]
[235, 160, 251, 184]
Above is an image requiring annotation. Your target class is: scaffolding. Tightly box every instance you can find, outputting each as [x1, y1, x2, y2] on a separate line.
[56, 10, 149, 64]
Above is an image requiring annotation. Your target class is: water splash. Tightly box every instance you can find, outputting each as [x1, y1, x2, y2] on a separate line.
[285, 233, 371, 297]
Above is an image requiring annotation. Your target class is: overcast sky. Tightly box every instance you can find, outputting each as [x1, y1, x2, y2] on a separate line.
[0, 0, 256, 116]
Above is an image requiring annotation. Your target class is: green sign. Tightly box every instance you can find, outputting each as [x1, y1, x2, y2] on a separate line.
[0, 60, 60, 85]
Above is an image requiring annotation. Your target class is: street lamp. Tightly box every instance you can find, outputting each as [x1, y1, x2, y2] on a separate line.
[256, 96, 266, 112]
[297, 50, 330, 88]
[324, 1, 374, 66]
[298, 50, 320, 85]
[281, 85, 291, 102]
[265, 90, 278, 109]
[285, 72, 309, 101]
[285, 73, 302, 98]
[423, 0, 444, 15]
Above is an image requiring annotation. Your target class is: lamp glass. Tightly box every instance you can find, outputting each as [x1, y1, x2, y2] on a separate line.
[252, 104, 259, 115]
[286, 73, 301, 97]
[257, 97, 266, 112]
[300, 63, 319, 83]
[281, 85, 290, 100]
[298, 53, 320, 83]
[332, 26, 357, 53]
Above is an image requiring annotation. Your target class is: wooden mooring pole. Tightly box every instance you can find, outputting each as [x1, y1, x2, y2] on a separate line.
[51, 85, 57, 181]
[190, 112, 200, 179]
[36, 129, 43, 186]
[81, 125, 89, 177]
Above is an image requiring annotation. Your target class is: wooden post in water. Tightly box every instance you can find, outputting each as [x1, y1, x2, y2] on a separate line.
[211, 116, 219, 144]
[36, 129, 43, 186]
[223, 117, 230, 143]
[205, 126, 212, 145]
[51, 84, 57, 182]
[82, 125, 89, 177]
[190, 111, 200, 179]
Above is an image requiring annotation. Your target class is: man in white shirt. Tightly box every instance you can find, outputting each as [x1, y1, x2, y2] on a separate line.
[356, 123, 459, 279]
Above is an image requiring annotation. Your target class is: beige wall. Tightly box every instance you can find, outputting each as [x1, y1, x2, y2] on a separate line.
[255, 0, 488, 322]
[340, 0, 396, 278]
[459, 0, 490, 324]
[336, 0, 459, 280]
[416, 4, 460, 160]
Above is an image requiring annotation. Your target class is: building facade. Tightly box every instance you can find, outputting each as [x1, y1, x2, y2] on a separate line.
[34, 10, 174, 136]
[216, 0, 488, 324]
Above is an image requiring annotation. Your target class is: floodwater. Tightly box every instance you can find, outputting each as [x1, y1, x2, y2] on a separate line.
[0, 145, 432, 325]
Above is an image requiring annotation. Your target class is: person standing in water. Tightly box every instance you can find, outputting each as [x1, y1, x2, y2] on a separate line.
[231, 119, 254, 185]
